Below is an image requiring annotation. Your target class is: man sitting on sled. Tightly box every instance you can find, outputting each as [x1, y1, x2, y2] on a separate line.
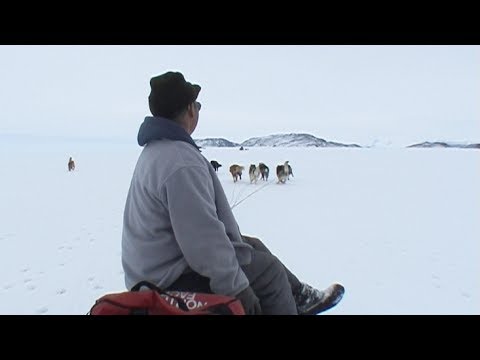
[121, 71, 344, 315]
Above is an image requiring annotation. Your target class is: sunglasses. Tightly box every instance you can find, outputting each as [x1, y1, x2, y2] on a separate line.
[195, 101, 202, 111]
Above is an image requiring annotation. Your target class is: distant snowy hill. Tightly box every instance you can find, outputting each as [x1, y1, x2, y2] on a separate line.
[407, 141, 480, 149]
[241, 133, 361, 148]
[195, 133, 361, 148]
[194, 138, 240, 147]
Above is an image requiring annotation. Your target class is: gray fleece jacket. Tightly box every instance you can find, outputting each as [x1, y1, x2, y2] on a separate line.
[122, 116, 253, 296]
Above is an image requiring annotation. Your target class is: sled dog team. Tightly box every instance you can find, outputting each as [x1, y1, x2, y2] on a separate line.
[210, 160, 294, 184]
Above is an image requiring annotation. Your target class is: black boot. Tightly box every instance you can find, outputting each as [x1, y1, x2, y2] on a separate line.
[294, 283, 345, 315]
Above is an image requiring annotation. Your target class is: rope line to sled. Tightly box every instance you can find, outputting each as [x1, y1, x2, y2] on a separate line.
[232, 181, 249, 207]
[230, 180, 272, 210]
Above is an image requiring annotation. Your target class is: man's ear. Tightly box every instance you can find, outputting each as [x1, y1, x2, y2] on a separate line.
[187, 103, 195, 117]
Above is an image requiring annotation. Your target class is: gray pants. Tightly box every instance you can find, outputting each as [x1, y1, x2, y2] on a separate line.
[168, 236, 301, 315]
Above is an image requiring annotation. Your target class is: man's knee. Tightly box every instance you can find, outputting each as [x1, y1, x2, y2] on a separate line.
[242, 235, 267, 252]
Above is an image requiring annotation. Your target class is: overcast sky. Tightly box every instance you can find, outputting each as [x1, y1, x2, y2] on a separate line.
[0, 45, 478, 146]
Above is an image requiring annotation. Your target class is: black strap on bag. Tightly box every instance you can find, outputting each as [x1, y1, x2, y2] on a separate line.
[131, 280, 164, 292]
[130, 281, 189, 311]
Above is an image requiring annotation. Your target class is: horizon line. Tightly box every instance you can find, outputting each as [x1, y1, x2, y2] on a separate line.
[1, 132, 479, 148]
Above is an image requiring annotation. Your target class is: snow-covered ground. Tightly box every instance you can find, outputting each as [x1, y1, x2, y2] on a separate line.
[0, 143, 478, 314]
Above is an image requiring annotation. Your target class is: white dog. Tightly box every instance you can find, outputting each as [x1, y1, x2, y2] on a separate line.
[249, 164, 261, 184]
[276, 161, 289, 184]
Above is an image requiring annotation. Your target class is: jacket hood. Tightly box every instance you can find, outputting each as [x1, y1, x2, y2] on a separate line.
[137, 116, 200, 150]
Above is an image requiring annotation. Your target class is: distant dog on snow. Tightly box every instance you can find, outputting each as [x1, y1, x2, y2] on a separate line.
[276, 161, 290, 184]
[210, 160, 222, 172]
[248, 164, 261, 184]
[68, 157, 75, 172]
[258, 163, 269, 181]
[229, 164, 244, 182]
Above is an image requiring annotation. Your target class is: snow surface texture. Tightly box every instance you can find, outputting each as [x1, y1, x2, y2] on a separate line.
[0, 143, 478, 314]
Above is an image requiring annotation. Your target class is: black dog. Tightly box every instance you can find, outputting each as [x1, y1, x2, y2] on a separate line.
[68, 157, 75, 172]
[258, 162, 269, 181]
[210, 160, 222, 172]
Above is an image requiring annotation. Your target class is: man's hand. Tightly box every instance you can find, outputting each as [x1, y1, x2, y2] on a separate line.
[236, 286, 262, 315]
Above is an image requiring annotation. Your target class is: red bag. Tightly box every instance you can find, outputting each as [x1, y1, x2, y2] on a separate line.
[88, 281, 245, 315]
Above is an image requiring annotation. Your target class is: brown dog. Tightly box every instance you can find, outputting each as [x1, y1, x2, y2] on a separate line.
[68, 157, 75, 172]
[229, 164, 244, 182]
